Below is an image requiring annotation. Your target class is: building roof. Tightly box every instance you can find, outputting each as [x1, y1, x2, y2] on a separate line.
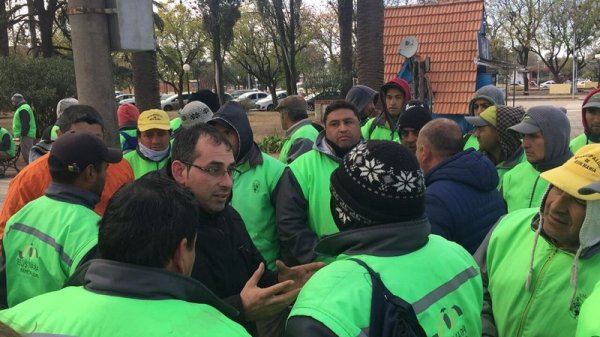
[384, 0, 484, 115]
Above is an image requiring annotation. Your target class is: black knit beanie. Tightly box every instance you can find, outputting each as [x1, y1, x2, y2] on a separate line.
[398, 100, 432, 130]
[330, 140, 425, 230]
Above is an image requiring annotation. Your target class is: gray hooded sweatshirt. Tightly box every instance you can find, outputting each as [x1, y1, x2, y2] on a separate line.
[468, 85, 506, 116]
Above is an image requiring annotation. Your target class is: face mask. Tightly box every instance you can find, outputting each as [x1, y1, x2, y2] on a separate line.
[138, 142, 170, 162]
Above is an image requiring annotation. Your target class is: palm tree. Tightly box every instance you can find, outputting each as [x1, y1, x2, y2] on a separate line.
[356, 0, 384, 89]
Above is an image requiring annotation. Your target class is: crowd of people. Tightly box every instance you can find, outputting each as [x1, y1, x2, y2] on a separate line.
[0, 81, 599, 337]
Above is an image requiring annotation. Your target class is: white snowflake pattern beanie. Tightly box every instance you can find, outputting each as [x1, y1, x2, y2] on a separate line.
[330, 140, 425, 230]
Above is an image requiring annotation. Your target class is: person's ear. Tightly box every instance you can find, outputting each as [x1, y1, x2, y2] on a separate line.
[171, 160, 187, 185]
[171, 237, 195, 276]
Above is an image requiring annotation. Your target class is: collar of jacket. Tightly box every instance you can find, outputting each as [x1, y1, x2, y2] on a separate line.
[285, 119, 313, 137]
[76, 259, 239, 319]
[312, 131, 344, 163]
[315, 218, 430, 257]
[45, 182, 99, 210]
[496, 147, 524, 169]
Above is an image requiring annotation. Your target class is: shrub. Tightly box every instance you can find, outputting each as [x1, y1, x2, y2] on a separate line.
[0, 56, 76, 136]
[258, 134, 285, 154]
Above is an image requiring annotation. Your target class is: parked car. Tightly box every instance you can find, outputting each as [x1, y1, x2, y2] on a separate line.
[540, 80, 556, 89]
[115, 93, 134, 103]
[255, 91, 288, 111]
[306, 90, 342, 111]
[234, 91, 268, 105]
[230, 89, 257, 99]
[161, 93, 190, 111]
[119, 97, 136, 105]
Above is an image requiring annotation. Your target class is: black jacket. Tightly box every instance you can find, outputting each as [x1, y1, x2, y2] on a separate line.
[149, 167, 278, 334]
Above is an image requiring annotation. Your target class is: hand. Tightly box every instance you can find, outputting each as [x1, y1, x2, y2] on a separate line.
[241, 262, 301, 321]
[276, 260, 325, 290]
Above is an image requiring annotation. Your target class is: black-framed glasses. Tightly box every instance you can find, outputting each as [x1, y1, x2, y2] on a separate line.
[181, 161, 239, 178]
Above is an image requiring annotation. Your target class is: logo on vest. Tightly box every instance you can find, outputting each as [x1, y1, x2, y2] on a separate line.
[252, 180, 260, 193]
[432, 305, 466, 337]
[16, 243, 40, 278]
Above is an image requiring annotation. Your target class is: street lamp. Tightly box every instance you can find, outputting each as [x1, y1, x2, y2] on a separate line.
[183, 63, 191, 96]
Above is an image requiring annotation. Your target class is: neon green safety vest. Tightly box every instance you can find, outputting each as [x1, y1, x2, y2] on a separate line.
[487, 208, 600, 337]
[4, 196, 99, 307]
[50, 125, 60, 141]
[463, 133, 480, 151]
[119, 128, 137, 153]
[0, 286, 250, 337]
[12, 103, 36, 138]
[232, 153, 285, 271]
[496, 151, 526, 190]
[0, 128, 16, 157]
[289, 149, 340, 241]
[501, 161, 548, 213]
[279, 124, 319, 164]
[124, 150, 171, 179]
[361, 118, 401, 142]
[570, 133, 597, 153]
[170, 117, 182, 135]
[576, 281, 600, 337]
[290, 235, 483, 337]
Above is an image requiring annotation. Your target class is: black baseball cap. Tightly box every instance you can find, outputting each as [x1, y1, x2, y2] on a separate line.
[49, 131, 122, 173]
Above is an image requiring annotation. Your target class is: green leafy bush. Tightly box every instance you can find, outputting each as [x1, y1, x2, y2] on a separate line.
[0, 56, 76, 136]
[259, 134, 285, 154]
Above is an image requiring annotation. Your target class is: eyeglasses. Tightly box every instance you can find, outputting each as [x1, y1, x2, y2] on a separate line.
[181, 161, 239, 178]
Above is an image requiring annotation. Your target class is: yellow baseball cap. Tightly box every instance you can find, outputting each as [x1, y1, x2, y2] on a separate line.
[541, 144, 600, 200]
[465, 106, 497, 127]
[138, 109, 171, 132]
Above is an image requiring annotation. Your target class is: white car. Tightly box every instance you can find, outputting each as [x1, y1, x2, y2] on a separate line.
[161, 93, 190, 111]
[255, 91, 288, 111]
[234, 91, 268, 105]
[540, 80, 556, 89]
[119, 97, 136, 105]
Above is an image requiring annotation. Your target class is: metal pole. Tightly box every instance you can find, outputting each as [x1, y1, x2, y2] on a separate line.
[68, 0, 118, 147]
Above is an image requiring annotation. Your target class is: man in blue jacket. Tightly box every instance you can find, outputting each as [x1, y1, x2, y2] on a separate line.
[416, 119, 505, 254]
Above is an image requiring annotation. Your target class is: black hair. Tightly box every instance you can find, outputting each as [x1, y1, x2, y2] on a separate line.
[48, 155, 103, 184]
[56, 105, 104, 133]
[171, 123, 232, 164]
[323, 100, 360, 123]
[98, 175, 198, 268]
[283, 107, 309, 122]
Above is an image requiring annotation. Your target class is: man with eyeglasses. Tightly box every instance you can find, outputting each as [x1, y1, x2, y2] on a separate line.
[152, 123, 322, 336]
[475, 144, 600, 337]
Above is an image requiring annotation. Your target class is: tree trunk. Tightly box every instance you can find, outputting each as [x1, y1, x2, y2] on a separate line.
[0, 0, 9, 56]
[213, 34, 224, 105]
[27, 0, 38, 56]
[33, 0, 59, 57]
[356, 0, 384, 90]
[338, 0, 353, 97]
[132, 51, 161, 112]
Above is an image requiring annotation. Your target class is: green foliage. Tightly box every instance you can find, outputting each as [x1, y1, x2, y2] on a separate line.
[238, 98, 256, 112]
[0, 56, 76, 135]
[258, 134, 285, 154]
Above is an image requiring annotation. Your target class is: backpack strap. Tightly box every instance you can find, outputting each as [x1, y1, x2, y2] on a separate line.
[348, 258, 427, 337]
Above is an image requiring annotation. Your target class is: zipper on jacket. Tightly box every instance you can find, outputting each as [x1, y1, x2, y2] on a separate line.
[515, 248, 557, 337]
[528, 175, 541, 208]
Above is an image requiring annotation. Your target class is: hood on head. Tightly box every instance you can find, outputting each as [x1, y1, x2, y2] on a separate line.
[582, 87, 600, 134]
[379, 78, 412, 128]
[209, 101, 252, 162]
[468, 85, 505, 116]
[521, 106, 572, 171]
[345, 85, 378, 118]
